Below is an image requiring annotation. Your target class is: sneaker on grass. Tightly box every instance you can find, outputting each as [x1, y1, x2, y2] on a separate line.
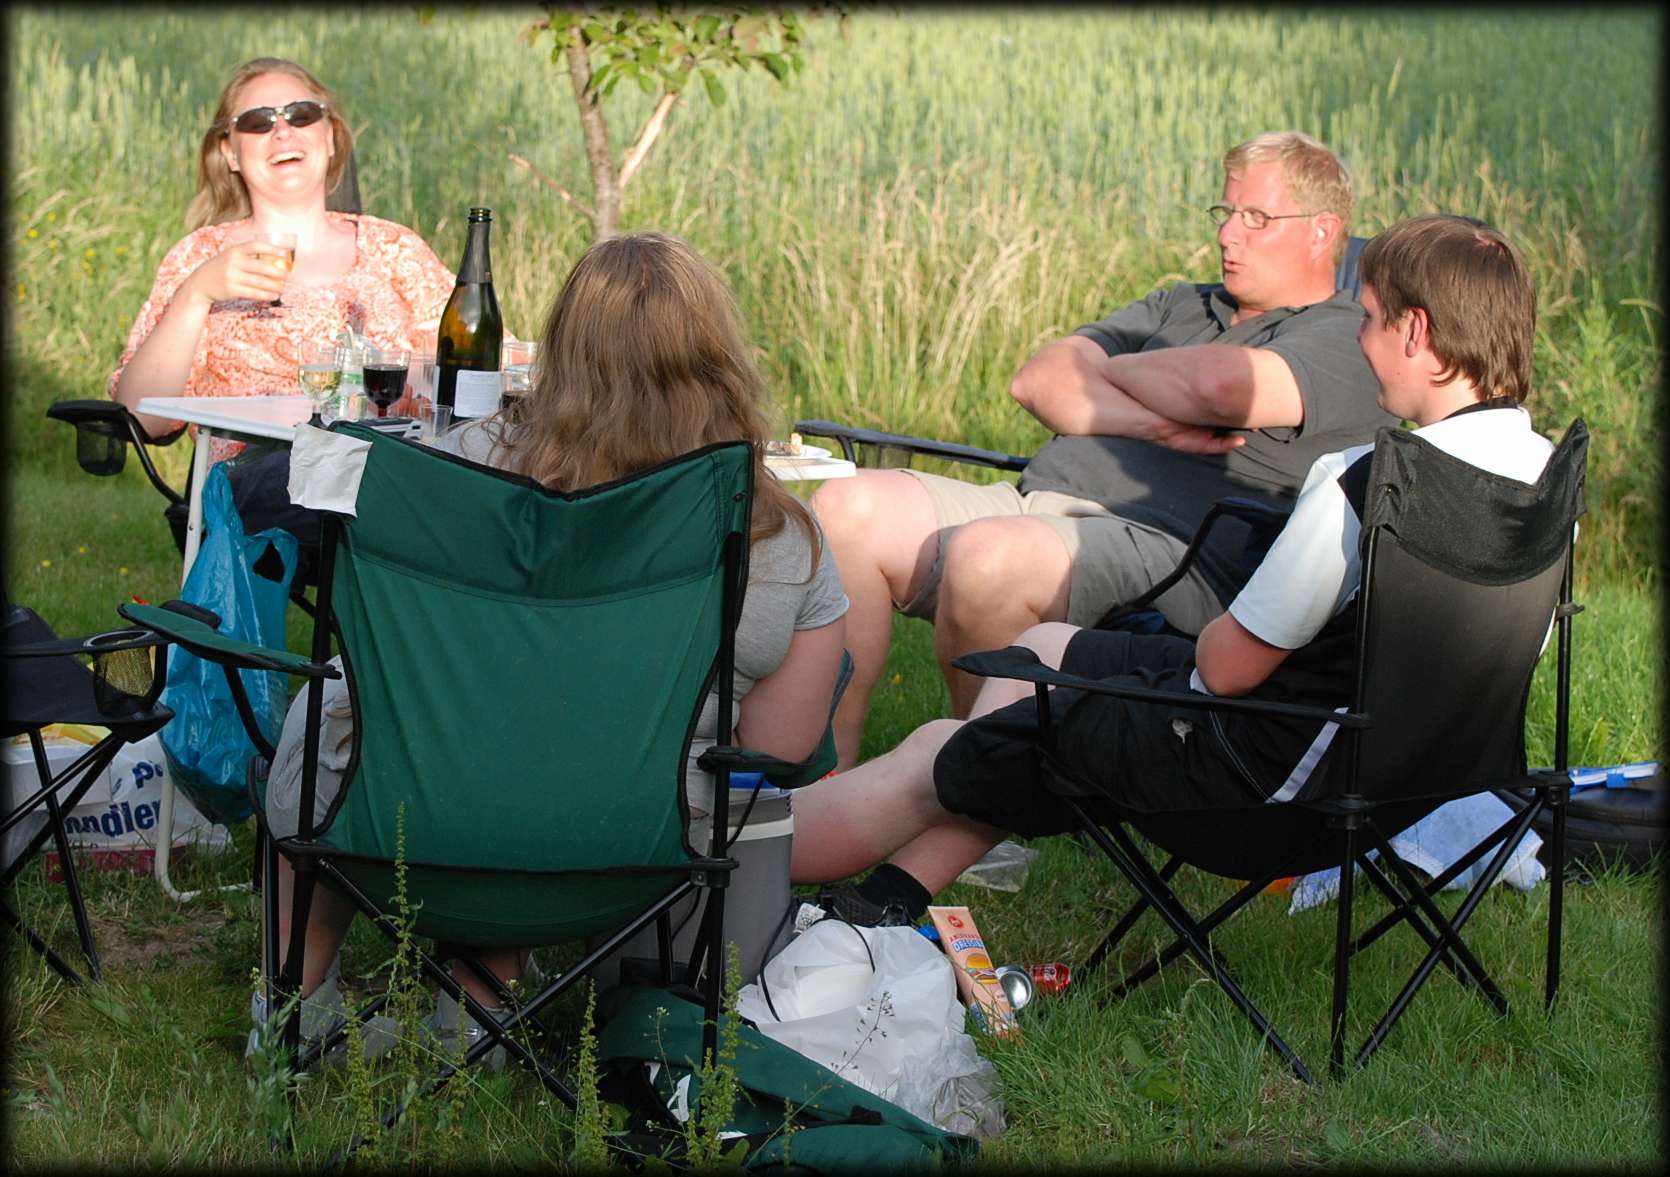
[816, 883, 914, 928]
[246, 955, 398, 1065]
[422, 956, 547, 1074]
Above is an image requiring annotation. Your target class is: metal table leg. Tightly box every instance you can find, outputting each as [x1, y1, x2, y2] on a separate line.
[153, 427, 250, 904]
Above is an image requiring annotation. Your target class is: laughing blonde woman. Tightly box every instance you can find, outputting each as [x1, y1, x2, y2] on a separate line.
[110, 57, 453, 462]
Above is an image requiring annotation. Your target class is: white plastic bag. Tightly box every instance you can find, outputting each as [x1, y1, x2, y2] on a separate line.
[3, 730, 228, 874]
[955, 838, 1040, 891]
[736, 916, 1006, 1139]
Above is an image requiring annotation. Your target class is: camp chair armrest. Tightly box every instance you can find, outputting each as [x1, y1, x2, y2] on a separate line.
[1208, 496, 1290, 530]
[1095, 496, 1292, 629]
[46, 398, 187, 447]
[46, 399, 189, 504]
[697, 745, 833, 790]
[697, 649, 852, 789]
[2, 627, 166, 659]
[118, 601, 337, 678]
[952, 646, 1370, 729]
[794, 419, 1030, 472]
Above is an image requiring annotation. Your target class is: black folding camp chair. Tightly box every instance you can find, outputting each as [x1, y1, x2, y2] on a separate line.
[952, 419, 1589, 1081]
[2, 598, 173, 984]
[118, 422, 835, 1151]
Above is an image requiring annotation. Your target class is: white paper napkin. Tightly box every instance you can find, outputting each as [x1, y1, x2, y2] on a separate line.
[287, 424, 372, 516]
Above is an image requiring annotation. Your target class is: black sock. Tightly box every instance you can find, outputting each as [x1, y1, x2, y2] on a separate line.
[855, 862, 931, 921]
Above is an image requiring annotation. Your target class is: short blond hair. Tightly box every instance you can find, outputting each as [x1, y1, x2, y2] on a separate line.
[1223, 131, 1354, 263]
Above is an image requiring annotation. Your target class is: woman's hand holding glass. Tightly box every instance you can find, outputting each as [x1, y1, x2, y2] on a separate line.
[180, 239, 296, 307]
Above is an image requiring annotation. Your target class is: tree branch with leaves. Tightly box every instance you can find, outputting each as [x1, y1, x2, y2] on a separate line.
[516, 5, 843, 240]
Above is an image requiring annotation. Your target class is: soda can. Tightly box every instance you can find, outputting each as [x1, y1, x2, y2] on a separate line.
[1027, 962, 1072, 994]
[994, 965, 1034, 1011]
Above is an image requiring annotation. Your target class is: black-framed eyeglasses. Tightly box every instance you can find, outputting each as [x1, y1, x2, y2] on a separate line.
[1207, 204, 1315, 230]
[224, 99, 329, 135]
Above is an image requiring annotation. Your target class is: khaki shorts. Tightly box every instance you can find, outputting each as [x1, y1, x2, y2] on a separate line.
[897, 470, 1225, 633]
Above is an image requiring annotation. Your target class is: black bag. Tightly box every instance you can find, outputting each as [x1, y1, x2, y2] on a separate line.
[595, 984, 980, 1172]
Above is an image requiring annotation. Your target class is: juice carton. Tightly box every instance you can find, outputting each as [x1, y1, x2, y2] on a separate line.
[927, 905, 1019, 1038]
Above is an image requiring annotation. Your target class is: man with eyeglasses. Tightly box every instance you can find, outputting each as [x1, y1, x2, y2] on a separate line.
[813, 130, 1394, 768]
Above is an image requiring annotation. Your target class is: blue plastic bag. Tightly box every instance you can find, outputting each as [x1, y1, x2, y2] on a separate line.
[159, 461, 298, 824]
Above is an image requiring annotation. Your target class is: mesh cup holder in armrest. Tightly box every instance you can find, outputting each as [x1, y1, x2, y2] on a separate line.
[74, 419, 129, 477]
[87, 633, 160, 718]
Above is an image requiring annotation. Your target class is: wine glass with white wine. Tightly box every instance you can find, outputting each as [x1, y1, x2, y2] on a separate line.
[298, 341, 342, 426]
[255, 231, 297, 308]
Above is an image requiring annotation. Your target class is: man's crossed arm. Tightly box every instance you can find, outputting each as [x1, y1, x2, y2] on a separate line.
[1009, 335, 1305, 449]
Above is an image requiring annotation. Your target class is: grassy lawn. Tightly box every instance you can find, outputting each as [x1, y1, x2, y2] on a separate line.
[5, 6, 1662, 1169]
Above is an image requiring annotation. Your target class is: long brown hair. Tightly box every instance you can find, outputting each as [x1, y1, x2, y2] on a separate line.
[185, 58, 354, 231]
[508, 231, 816, 555]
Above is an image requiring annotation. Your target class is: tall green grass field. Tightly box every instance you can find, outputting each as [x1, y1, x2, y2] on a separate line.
[3, 8, 1662, 1169]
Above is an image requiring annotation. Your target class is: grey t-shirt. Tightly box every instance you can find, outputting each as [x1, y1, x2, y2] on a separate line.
[437, 419, 849, 820]
[1020, 282, 1394, 600]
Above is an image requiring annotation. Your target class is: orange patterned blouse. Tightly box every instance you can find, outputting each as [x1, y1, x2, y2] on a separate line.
[109, 213, 455, 461]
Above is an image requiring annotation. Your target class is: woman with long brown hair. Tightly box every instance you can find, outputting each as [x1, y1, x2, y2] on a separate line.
[441, 231, 847, 831]
[261, 231, 847, 1066]
[110, 58, 454, 461]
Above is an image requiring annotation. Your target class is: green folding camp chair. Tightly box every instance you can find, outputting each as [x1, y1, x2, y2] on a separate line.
[119, 422, 817, 1140]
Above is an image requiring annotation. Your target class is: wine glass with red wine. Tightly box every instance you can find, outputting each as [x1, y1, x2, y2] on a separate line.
[363, 346, 410, 418]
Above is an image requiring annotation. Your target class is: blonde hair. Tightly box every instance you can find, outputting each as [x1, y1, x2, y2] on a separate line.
[1223, 131, 1355, 264]
[185, 58, 354, 231]
[507, 231, 817, 556]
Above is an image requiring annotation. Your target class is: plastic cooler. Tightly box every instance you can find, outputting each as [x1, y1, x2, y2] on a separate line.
[597, 774, 796, 990]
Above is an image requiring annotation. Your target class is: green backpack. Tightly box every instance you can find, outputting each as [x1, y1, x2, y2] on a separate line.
[596, 984, 981, 1172]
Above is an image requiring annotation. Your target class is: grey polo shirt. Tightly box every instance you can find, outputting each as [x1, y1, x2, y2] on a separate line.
[1018, 281, 1393, 601]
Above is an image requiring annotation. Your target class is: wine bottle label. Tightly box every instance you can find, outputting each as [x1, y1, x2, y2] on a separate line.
[452, 369, 502, 419]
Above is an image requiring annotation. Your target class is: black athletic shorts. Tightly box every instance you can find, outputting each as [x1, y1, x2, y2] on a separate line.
[931, 628, 1263, 836]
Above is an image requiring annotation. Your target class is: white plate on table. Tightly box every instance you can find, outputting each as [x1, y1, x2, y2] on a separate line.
[764, 443, 833, 464]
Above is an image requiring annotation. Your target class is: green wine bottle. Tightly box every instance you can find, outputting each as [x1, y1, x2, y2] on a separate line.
[435, 207, 504, 421]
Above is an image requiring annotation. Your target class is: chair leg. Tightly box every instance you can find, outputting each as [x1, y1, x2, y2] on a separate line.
[1545, 783, 1568, 1009]
[1352, 817, 1524, 1067]
[1373, 815, 1521, 1018]
[1098, 826, 1332, 1004]
[1350, 804, 1525, 955]
[40, 789, 100, 982]
[314, 859, 699, 1145]
[0, 898, 88, 984]
[1105, 870, 1272, 1002]
[1329, 822, 1356, 1077]
[1065, 799, 1315, 1084]
[1082, 855, 1180, 977]
[1354, 854, 1492, 1002]
[277, 863, 319, 1063]
[29, 730, 101, 980]
[699, 885, 726, 1066]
